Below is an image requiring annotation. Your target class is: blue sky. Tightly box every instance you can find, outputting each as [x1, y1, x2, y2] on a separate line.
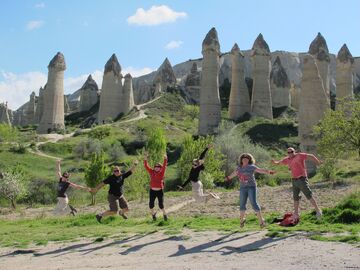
[1, 0, 359, 110]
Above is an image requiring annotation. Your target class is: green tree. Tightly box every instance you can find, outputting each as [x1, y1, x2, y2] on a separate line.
[177, 136, 225, 188]
[0, 124, 19, 143]
[84, 151, 109, 205]
[314, 99, 360, 158]
[88, 126, 111, 140]
[0, 170, 27, 209]
[145, 127, 167, 165]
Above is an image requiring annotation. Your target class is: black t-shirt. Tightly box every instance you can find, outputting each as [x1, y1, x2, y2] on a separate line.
[103, 171, 132, 197]
[181, 165, 205, 188]
[57, 179, 70, 198]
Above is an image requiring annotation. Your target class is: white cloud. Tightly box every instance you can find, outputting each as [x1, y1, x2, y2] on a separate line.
[165, 40, 183, 50]
[35, 2, 45, 8]
[127, 5, 187, 26]
[0, 71, 47, 110]
[0, 67, 154, 111]
[26, 20, 44, 31]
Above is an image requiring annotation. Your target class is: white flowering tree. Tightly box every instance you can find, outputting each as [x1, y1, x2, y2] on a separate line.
[0, 171, 27, 209]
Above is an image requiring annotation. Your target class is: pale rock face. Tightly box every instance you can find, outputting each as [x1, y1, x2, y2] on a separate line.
[270, 56, 290, 108]
[34, 86, 44, 124]
[98, 54, 124, 124]
[309, 33, 330, 97]
[79, 75, 99, 112]
[25, 92, 37, 125]
[153, 58, 177, 94]
[37, 52, 66, 134]
[184, 62, 201, 103]
[122, 73, 135, 114]
[198, 27, 221, 135]
[336, 44, 354, 105]
[290, 83, 301, 109]
[0, 102, 11, 125]
[228, 43, 250, 120]
[251, 34, 273, 119]
[299, 54, 330, 174]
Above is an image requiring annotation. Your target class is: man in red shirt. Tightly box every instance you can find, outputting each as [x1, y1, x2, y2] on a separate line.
[144, 152, 168, 221]
[272, 147, 323, 220]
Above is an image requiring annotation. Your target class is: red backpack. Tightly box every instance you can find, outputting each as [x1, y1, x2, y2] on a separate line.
[279, 212, 300, 227]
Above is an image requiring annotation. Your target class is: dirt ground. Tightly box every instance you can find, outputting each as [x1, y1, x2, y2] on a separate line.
[0, 230, 359, 270]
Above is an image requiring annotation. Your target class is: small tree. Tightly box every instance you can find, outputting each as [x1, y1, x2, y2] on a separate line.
[314, 99, 360, 158]
[145, 127, 167, 165]
[84, 151, 109, 205]
[0, 171, 27, 209]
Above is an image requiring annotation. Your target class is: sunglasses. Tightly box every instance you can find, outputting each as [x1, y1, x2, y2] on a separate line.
[113, 170, 120, 173]
[287, 151, 294, 154]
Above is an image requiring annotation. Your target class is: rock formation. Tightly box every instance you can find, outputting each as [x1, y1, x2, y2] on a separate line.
[198, 27, 221, 135]
[0, 102, 11, 125]
[309, 33, 331, 98]
[251, 34, 273, 119]
[228, 43, 250, 120]
[184, 62, 201, 103]
[289, 82, 300, 109]
[299, 54, 329, 174]
[64, 95, 70, 114]
[98, 54, 123, 124]
[336, 44, 354, 104]
[270, 56, 290, 108]
[153, 58, 177, 95]
[25, 92, 37, 125]
[34, 86, 44, 124]
[37, 52, 66, 134]
[79, 75, 99, 112]
[122, 73, 135, 114]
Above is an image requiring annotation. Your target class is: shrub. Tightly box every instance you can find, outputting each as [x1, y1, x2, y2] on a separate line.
[318, 158, 336, 181]
[0, 124, 19, 142]
[39, 142, 73, 155]
[0, 170, 27, 208]
[9, 143, 27, 154]
[73, 139, 103, 160]
[184, 105, 199, 119]
[108, 142, 126, 162]
[88, 126, 111, 140]
[23, 179, 56, 205]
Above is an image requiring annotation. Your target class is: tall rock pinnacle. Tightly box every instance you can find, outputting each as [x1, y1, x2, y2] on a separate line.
[48, 52, 66, 71]
[308, 32, 330, 62]
[104, 53, 122, 76]
[202, 27, 220, 53]
[252, 33, 270, 56]
[337, 44, 354, 64]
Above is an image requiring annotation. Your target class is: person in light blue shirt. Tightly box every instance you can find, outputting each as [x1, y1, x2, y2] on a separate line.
[226, 153, 275, 228]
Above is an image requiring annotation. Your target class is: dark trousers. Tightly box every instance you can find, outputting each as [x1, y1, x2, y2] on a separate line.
[149, 189, 164, 209]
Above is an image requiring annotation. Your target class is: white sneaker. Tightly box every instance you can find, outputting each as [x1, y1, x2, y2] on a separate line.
[316, 210, 323, 220]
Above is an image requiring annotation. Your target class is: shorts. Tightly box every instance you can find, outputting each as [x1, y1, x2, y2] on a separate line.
[108, 193, 129, 212]
[292, 176, 313, 201]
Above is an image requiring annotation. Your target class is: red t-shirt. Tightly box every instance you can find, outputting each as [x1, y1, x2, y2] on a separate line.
[144, 158, 167, 189]
[280, 153, 308, 178]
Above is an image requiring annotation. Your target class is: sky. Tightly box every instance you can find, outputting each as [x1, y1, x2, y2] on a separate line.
[0, 0, 359, 110]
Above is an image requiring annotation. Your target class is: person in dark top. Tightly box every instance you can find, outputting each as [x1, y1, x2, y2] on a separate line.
[144, 152, 168, 221]
[92, 160, 139, 223]
[178, 144, 220, 202]
[54, 160, 90, 216]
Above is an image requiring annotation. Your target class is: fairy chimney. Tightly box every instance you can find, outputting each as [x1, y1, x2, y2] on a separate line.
[336, 44, 354, 106]
[153, 58, 177, 95]
[185, 62, 201, 103]
[270, 56, 290, 108]
[98, 54, 123, 124]
[228, 43, 250, 120]
[122, 73, 135, 114]
[251, 34, 273, 119]
[37, 52, 66, 134]
[198, 27, 221, 135]
[79, 75, 99, 112]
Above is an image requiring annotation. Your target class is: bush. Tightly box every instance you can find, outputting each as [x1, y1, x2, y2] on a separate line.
[0, 124, 19, 142]
[88, 126, 111, 140]
[74, 139, 103, 160]
[322, 193, 360, 224]
[184, 105, 199, 119]
[108, 142, 126, 162]
[23, 179, 56, 205]
[318, 158, 336, 181]
[39, 142, 73, 155]
[9, 143, 27, 154]
[0, 170, 27, 208]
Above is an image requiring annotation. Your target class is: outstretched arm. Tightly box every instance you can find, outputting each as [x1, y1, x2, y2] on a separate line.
[56, 160, 62, 178]
[307, 154, 322, 166]
[143, 152, 152, 173]
[129, 160, 139, 173]
[225, 170, 238, 182]
[91, 182, 105, 193]
[180, 177, 191, 189]
[69, 182, 91, 192]
[163, 154, 168, 168]
[255, 168, 275, 175]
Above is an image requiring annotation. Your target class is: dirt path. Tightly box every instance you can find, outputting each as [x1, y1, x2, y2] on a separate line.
[0, 230, 358, 270]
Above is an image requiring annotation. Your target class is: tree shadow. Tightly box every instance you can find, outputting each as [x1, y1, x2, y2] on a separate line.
[0, 249, 37, 257]
[168, 232, 258, 257]
[119, 235, 184, 255]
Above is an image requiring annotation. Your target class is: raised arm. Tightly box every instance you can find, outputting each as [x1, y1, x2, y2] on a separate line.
[56, 160, 62, 178]
[143, 152, 152, 173]
[129, 160, 139, 173]
[163, 154, 168, 168]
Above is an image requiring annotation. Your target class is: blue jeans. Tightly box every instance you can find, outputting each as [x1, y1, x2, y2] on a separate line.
[239, 186, 261, 212]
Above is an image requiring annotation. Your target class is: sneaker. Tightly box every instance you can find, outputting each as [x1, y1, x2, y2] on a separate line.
[210, 192, 220, 200]
[163, 215, 168, 221]
[120, 212, 128, 220]
[69, 205, 77, 213]
[152, 213, 157, 221]
[316, 210, 323, 220]
[260, 221, 266, 229]
[70, 211, 76, 216]
[96, 214, 102, 223]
